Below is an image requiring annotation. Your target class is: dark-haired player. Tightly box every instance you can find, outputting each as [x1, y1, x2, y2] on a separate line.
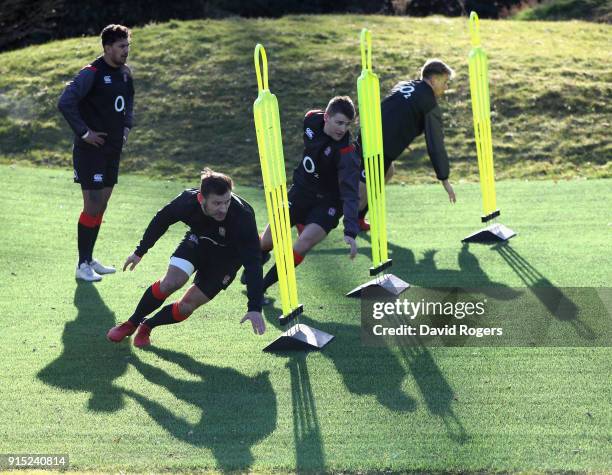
[107, 169, 266, 347]
[357, 58, 456, 231]
[253, 96, 360, 294]
[58, 24, 135, 281]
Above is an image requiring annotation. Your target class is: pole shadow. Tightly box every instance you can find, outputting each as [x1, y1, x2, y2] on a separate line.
[37, 281, 132, 412]
[287, 354, 326, 471]
[125, 346, 277, 470]
[263, 304, 417, 415]
[492, 242, 593, 340]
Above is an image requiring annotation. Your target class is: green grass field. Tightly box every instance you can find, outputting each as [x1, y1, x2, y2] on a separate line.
[0, 15, 610, 184]
[1, 164, 610, 472]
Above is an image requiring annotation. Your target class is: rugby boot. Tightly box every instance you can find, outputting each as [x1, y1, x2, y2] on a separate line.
[90, 258, 116, 274]
[358, 218, 370, 232]
[106, 321, 137, 343]
[75, 262, 102, 282]
[133, 324, 152, 348]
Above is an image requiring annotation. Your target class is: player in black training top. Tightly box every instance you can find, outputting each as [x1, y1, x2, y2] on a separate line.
[58, 24, 135, 282]
[107, 169, 266, 348]
[356, 59, 456, 231]
[251, 96, 360, 295]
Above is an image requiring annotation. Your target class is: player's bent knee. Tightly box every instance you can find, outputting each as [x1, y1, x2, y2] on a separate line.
[159, 277, 186, 295]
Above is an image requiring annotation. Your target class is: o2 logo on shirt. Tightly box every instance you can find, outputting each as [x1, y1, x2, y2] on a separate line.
[399, 83, 415, 99]
[114, 95, 125, 112]
[303, 156, 316, 174]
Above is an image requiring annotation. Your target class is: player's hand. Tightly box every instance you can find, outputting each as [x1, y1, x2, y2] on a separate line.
[123, 253, 141, 271]
[240, 311, 266, 335]
[123, 127, 130, 145]
[83, 130, 107, 147]
[344, 235, 358, 259]
[442, 179, 456, 203]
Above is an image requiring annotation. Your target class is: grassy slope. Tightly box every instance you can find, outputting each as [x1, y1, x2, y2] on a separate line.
[513, 0, 612, 22]
[0, 15, 610, 185]
[0, 164, 610, 472]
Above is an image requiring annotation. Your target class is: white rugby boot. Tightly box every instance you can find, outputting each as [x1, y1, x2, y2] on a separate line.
[90, 258, 116, 274]
[76, 262, 102, 282]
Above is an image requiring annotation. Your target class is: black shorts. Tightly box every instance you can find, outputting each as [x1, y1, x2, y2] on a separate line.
[357, 142, 394, 184]
[170, 232, 242, 300]
[73, 143, 121, 190]
[288, 185, 342, 234]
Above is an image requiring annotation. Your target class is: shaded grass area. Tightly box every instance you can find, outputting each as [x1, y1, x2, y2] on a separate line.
[0, 15, 610, 186]
[1, 165, 611, 471]
[513, 0, 612, 22]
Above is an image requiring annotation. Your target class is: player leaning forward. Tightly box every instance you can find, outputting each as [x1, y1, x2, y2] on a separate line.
[58, 24, 134, 281]
[107, 169, 266, 347]
[357, 59, 456, 229]
[254, 96, 360, 294]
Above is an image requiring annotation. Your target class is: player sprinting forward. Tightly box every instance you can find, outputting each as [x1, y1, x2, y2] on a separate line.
[58, 24, 134, 281]
[107, 169, 266, 348]
[250, 96, 360, 295]
[357, 59, 457, 230]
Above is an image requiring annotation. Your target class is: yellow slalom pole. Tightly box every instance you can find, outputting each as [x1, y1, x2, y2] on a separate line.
[468, 12, 498, 221]
[253, 44, 299, 320]
[357, 28, 389, 273]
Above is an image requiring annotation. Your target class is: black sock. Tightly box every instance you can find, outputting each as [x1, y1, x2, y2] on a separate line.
[358, 205, 368, 220]
[262, 264, 278, 293]
[143, 303, 184, 329]
[129, 283, 167, 325]
[87, 225, 101, 262]
[77, 223, 96, 266]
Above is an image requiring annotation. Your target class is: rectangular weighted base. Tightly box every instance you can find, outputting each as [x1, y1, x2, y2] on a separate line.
[346, 273, 410, 298]
[462, 223, 516, 243]
[263, 323, 334, 351]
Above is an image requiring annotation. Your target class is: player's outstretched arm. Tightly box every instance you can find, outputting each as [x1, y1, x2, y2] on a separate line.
[442, 179, 456, 204]
[240, 311, 266, 335]
[344, 235, 358, 259]
[123, 253, 141, 271]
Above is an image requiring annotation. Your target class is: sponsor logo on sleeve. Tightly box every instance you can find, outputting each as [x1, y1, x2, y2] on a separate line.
[328, 207, 336, 216]
[305, 128, 314, 139]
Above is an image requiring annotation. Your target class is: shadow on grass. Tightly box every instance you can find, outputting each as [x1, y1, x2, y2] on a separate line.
[264, 235, 482, 443]
[492, 242, 593, 339]
[37, 281, 132, 412]
[264, 303, 417, 414]
[125, 346, 277, 471]
[287, 354, 326, 471]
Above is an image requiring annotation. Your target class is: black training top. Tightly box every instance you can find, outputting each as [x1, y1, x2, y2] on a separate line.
[134, 189, 263, 312]
[292, 110, 360, 238]
[58, 56, 134, 153]
[359, 79, 449, 180]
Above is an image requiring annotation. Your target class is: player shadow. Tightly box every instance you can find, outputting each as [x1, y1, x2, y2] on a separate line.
[396, 340, 470, 444]
[263, 304, 417, 414]
[340, 234, 521, 295]
[37, 281, 132, 412]
[124, 346, 277, 470]
[492, 242, 594, 340]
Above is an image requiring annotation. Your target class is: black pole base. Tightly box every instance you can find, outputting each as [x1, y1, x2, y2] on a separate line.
[263, 323, 334, 352]
[346, 273, 410, 298]
[462, 223, 516, 243]
[279, 304, 303, 326]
